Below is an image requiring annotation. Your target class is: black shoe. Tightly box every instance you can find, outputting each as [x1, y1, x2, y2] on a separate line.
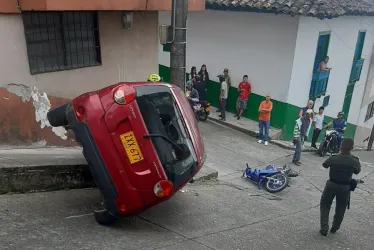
[237, 116, 241, 120]
[219, 118, 226, 121]
[330, 227, 338, 233]
[311, 145, 318, 149]
[319, 229, 328, 236]
[293, 161, 301, 166]
[219, 115, 222, 117]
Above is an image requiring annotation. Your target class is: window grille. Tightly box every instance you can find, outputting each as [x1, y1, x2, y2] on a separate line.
[22, 11, 101, 74]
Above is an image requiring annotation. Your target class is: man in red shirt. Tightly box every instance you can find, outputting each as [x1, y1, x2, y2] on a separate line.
[235, 75, 251, 120]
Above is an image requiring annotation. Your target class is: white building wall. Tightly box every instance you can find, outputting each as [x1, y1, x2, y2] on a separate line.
[288, 16, 374, 125]
[159, 10, 299, 102]
[355, 47, 374, 146]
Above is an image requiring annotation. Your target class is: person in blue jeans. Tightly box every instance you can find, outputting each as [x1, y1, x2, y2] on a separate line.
[258, 94, 273, 146]
[324, 111, 347, 149]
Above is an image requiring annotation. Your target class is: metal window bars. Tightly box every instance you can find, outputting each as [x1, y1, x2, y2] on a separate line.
[22, 11, 101, 75]
[365, 101, 374, 122]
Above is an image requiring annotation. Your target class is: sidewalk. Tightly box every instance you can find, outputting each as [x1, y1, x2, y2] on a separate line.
[208, 107, 282, 140]
[0, 148, 218, 194]
[208, 106, 366, 152]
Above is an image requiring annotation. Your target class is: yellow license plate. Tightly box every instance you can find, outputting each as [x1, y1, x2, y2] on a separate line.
[120, 131, 144, 164]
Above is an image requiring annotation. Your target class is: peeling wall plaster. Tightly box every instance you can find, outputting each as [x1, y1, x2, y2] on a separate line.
[6, 84, 68, 140]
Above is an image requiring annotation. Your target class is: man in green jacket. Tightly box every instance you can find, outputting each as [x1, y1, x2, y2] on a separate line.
[216, 68, 231, 112]
[319, 138, 361, 236]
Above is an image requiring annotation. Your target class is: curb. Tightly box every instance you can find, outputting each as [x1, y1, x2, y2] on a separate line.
[194, 165, 219, 182]
[0, 164, 218, 194]
[271, 141, 316, 152]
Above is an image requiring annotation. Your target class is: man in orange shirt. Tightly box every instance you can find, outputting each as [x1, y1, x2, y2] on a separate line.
[258, 94, 273, 146]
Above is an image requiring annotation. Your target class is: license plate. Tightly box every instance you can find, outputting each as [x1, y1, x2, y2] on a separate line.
[120, 131, 144, 164]
[205, 106, 210, 112]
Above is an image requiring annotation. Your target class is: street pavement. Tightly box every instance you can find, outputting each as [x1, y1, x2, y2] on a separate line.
[1, 121, 373, 250]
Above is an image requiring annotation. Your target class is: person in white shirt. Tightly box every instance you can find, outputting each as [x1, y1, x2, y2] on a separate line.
[219, 80, 228, 121]
[311, 106, 325, 149]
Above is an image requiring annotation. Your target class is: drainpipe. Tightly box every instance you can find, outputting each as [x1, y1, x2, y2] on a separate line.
[170, 0, 188, 91]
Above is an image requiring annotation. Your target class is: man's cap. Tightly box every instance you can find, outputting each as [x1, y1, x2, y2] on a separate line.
[338, 111, 345, 116]
[224, 68, 229, 72]
[306, 109, 313, 114]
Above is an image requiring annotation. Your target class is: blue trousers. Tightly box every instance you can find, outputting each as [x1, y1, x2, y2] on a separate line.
[259, 120, 270, 141]
[336, 132, 343, 148]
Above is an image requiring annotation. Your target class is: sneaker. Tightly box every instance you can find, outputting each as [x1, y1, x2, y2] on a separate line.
[258, 140, 263, 144]
[264, 141, 268, 146]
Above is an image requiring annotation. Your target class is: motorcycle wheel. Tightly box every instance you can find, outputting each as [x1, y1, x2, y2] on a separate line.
[318, 140, 328, 157]
[327, 140, 336, 154]
[264, 173, 289, 193]
[199, 110, 209, 121]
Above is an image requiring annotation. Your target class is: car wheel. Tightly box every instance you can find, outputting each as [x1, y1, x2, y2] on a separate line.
[47, 103, 70, 127]
[94, 209, 117, 226]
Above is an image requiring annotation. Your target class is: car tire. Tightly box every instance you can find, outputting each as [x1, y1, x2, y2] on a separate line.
[94, 209, 117, 226]
[47, 103, 70, 127]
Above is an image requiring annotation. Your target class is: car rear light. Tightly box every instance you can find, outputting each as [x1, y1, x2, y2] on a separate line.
[119, 203, 127, 213]
[77, 105, 85, 115]
[113, 85, 136, 105]
[153, 180, 174, 198]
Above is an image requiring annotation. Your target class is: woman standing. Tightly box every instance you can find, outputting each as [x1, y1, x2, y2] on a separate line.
[197, 64, 209, 102]
[189, 66, 197, 82]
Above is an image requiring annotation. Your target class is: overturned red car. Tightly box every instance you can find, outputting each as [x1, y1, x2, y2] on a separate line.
[47, 82, 206, 225]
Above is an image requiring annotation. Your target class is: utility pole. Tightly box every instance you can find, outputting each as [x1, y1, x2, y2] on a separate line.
[367, 123, 374, 151]
[170, 0, 188, 90]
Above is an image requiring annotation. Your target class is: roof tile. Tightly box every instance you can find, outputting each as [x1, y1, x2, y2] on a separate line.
[206, 0, 374, 18]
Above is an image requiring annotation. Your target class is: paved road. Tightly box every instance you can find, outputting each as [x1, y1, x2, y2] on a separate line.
[1, 121, 373, 250]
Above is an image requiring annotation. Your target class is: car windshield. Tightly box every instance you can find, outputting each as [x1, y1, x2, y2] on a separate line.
[134, 85, 198, 187]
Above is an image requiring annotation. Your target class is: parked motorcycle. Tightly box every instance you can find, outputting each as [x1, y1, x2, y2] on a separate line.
[242, 163, 298, 193]
[186, 90, 210, 122]
[317, 129, 343, 157]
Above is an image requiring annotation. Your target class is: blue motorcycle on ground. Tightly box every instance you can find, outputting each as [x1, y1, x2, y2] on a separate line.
[242, 163, 298, 193]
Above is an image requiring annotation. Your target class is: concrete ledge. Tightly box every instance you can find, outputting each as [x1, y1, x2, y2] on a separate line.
[0, 148, 218, 194]
[0, 164, 94, 194]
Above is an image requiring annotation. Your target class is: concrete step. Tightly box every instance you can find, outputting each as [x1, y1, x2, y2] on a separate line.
[0, 148, 218, 194]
